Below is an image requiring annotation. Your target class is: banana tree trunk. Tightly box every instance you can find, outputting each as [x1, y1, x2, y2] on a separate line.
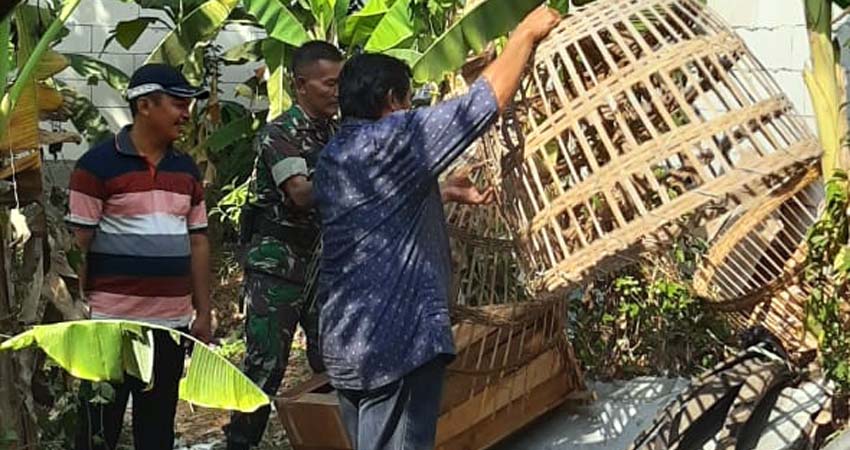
[803, 0, 849, 177]
[0, 217, 36, 449]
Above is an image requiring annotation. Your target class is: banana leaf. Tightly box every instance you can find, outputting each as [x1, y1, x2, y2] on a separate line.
[0, 0, 81, 142]
[1, 6, 40, 153]
[384, 48, 421, 66]
[364, 0, 413, 52]
[221, 39, 266, 65]
[66, 53, 130, 92]
[57, 84, 113, 145]
[242, 0, 309, 47]
[1, 320, 270, 412]
[145, 0, 240, 66]
[411, 0, 544, 83]
[0, 152, 41, 180]
[340, 0, 393, 47]
[195, 114, 256, 155]
[102, 17, 164, 51]
[263, 39, 292, 121]
[33, 50, 69, 81]
[36, 83, 63, 112]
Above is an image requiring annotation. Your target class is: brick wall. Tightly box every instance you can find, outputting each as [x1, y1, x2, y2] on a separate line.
[49, 0, 268, 159]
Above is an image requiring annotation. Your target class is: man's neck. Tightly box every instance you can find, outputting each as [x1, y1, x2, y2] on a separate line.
[295, 98, 330, 122]
[129, 121, 170, 162]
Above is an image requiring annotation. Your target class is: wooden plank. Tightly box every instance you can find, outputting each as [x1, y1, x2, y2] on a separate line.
[275, 392, 351, 450]
[436, 347, 566, 444]
[442, 317, 552, 414]
[438, 371, 575, 450]
[279, 373, 332, 399]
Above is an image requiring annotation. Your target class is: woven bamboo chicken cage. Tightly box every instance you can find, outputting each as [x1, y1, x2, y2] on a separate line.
[694, 162, 822, 352]
[483, 0, 821, 293]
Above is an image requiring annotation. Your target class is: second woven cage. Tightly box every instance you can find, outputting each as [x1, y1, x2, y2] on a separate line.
[484, 0, 820, 293]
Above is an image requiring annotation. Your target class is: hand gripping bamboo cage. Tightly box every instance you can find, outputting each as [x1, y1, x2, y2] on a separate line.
[444, 143, 534, 308]
[694, 162, 822, 352]
[483, 0, 821, 293]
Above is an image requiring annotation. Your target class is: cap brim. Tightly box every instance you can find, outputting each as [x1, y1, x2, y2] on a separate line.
[163, 86, 210, 100]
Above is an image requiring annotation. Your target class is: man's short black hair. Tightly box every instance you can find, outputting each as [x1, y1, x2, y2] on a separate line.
[129, 92, 164, 117]
[339, 53, 412, 120]
[291, 40, 344, 77]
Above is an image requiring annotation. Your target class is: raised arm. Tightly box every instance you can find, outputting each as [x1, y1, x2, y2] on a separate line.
[481, 7, 560, 111]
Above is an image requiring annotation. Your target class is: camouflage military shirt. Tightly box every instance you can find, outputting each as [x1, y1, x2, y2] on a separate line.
[244, 105, 337, 284]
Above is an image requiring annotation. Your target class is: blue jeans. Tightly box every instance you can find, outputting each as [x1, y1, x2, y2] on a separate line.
[337, 357, 446, 450]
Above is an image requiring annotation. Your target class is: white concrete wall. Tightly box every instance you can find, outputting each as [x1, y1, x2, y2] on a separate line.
[707, 0, 820, 132]
[47, 0, 268, 159]
[42, 0, 845, 159]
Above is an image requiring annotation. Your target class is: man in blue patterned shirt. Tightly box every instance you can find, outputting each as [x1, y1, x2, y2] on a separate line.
[313, 7, 560, 450]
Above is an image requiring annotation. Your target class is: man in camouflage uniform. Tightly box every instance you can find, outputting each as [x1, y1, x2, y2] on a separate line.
[225, 41, 344, 450]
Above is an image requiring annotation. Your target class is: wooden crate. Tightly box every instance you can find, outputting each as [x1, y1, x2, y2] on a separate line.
[276, 302, 585, 450]
[481, 0, 821, 293]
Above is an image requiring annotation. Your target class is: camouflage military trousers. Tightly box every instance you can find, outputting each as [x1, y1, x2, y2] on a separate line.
[224, 270, 324, 449]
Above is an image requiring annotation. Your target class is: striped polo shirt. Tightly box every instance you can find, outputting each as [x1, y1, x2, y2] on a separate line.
[66, 125, 208, 328]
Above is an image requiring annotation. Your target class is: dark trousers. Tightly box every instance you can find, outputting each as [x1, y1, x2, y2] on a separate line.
[337, 358, 446, 450]
[74, 329, 186, 450]
[225, 271, 324, 449]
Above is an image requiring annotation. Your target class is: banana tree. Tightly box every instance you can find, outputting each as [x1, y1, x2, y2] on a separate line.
[0, 2, 87, 448]
[802, 0, 850, 393]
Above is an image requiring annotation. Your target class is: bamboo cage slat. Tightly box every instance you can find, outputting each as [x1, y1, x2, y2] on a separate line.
[691, 161, 822, 353]
[483, 0, 822, 293]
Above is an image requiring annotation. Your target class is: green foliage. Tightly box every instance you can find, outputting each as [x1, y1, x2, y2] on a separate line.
[805, 172, 850, 391]
[0, 0, 81, 142]
[571, 235, 729, 379]
[56, 83, 113, 145]
[364, 0, 414, 52]
[210, 178, 251, 229]
[242, 0, 310, 46]
[263, 38, 292, 120]
[221, 38, 266, 65]
[1, 320, 270, 412]
[206, 101, 262, 189]
[341, 0, 394, 47]
[145, 0, 240, 67]
[101, 17, 164, 51]
[411, 0, 543, 82]
[65, 53, 130, 91]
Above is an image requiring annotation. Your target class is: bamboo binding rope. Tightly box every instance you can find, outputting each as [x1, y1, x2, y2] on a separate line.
[693, 162, 822, 352]
[483, 0, 821, 293]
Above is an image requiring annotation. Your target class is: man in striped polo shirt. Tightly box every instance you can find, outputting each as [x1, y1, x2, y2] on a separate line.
[67, 64, 211, 450]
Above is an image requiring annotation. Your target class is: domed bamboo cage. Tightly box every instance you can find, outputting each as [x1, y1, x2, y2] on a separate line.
[482, 0, 821, 293]
[694, 162, 822, 352]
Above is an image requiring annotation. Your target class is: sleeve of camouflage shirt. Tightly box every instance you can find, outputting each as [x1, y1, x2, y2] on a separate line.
[259, 120, 310, 191]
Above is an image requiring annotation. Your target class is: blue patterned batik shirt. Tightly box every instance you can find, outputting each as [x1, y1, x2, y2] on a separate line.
[314, 78, 499, 391]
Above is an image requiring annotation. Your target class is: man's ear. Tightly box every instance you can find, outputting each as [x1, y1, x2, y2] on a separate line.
[294, 75, 308, 94]
[386, 89, 404, 112]
[136, 96, 152, 116]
